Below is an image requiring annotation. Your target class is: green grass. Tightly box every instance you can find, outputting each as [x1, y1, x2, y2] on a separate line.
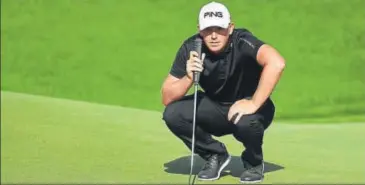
[1, 91, 365, 184]
[1, 0, 365, 121]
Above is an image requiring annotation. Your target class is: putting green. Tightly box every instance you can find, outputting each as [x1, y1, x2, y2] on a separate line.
[1, 91, 364, 184]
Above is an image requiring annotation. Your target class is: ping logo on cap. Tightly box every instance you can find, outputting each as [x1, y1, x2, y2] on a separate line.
[198, 2, 231, 30]
[203, 11, 223, 18]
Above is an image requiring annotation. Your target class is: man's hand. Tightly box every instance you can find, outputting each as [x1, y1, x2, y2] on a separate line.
[227, 99, 259, 124]
[186, 51, 204, 80]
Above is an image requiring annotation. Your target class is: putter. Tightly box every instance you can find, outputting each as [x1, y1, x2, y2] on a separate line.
[188, 37, 205, 185]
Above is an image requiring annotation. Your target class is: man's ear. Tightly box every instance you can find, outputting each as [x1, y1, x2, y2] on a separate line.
[229, 22, 235, 35]
[197, 24, 204, 37]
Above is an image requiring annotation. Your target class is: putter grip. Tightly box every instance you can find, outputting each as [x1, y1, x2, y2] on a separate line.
[193, 37, 202, 84]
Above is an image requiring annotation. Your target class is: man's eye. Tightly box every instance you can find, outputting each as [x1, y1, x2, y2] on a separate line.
[206, 27, 215, 32]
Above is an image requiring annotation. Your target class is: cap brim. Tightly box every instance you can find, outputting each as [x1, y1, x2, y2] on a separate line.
[199, 20, 229, 31]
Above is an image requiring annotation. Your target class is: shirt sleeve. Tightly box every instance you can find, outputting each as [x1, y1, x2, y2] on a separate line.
[238, 32, 265, 60]
[169, 43, 188, 78]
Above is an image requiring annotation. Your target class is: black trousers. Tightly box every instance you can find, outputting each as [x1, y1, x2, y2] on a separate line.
[162, 91, 275, 166]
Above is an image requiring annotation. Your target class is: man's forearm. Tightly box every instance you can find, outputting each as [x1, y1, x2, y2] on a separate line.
[162, 76, 193, 106]
[252, 63, 285, 108]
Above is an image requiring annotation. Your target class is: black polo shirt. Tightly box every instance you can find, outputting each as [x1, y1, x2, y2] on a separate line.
[169, 28, 266, 103]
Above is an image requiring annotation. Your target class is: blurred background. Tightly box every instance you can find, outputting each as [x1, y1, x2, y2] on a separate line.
[1, 0, 365, 184]
[2, 0, 365, 121]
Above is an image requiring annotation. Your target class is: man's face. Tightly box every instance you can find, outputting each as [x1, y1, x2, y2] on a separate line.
[199, 24, 234, 54]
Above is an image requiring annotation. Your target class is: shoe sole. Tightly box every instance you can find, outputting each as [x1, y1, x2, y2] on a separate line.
[239, 161, 265, 184]
[197, 155, 232, 181]
[239, 179, 263, 184]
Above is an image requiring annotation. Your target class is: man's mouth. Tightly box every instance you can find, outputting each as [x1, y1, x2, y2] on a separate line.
[210, 42, 220, 46]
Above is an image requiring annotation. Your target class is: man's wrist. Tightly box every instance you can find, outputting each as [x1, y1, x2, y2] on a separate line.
[251, 96, 265, 110]
[184, 75, 193, 84]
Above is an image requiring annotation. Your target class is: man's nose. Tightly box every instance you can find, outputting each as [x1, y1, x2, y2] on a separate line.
[211, 32, 217, 39]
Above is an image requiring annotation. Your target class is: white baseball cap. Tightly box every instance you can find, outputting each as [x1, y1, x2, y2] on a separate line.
[198, 1, 231, 31]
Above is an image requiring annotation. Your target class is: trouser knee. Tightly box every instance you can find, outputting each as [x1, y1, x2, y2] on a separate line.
[233, 115, 264, 143]
[162, 103, 178, 125]
[162, 102, 188, 134]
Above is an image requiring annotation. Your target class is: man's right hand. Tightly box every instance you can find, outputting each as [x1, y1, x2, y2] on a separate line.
[186, 51, 204, 80]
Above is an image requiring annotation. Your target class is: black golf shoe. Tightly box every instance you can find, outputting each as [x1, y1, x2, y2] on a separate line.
[239, 160, 264, 183]
[197, 153, 231, 181]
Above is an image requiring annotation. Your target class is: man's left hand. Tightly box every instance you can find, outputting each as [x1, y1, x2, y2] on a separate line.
[228, 99, 260, 124]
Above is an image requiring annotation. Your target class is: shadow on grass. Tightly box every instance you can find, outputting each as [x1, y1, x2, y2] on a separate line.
[164, 155, 284, 178]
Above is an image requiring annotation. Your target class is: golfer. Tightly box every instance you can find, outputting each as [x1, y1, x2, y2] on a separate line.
[161, 1, 286, 183]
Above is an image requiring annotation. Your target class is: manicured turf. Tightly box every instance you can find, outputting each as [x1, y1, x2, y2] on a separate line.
[2, 91, 364, 184]
[1, 0, 364, 183]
